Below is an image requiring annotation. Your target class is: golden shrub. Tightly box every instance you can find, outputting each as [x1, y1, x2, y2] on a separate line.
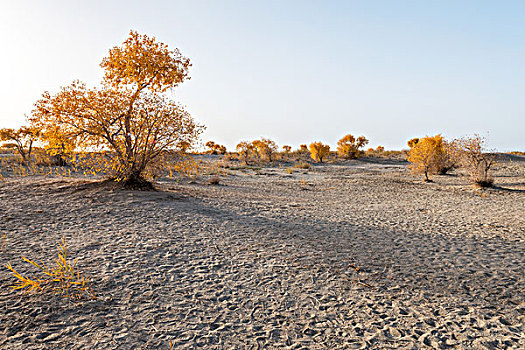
[407, 134, 447, 181]
[337, 134, 369, 159]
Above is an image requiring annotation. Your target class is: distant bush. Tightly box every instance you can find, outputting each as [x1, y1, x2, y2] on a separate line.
[309, 142, 330, 163]
[365, 145, 386, 157]
[453, 135, 495, 188]
[294, 161, 312, 169]
[508, 151, 525, 156]
[337, 134, 369, 159]
[205, 141, 227, 155]
[407, 134, 447, 181]
[252, 138, 278, 161]
[0, 126, 40, 164]
[236, 141, 255, 164]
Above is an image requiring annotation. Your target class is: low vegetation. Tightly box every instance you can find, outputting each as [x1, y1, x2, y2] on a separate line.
[407, 134, 448, 182]
[407, 133, 496, 187]
[337, 134, 369, 159]
[454, 135, 495, 188]
[205, 141, 227, 155]
[5, 237, 94, 300]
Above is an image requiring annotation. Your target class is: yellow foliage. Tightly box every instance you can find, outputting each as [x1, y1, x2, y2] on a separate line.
[309, 142, 330, 163]
[251, 138, 278, 161]
[337, 134, 369, 159]
[30, 30, 203, 186]
[5, 237, 95, 300]
[407, 134, 447, 181]
[407, 138, 420, 149]
[205, 141, 227, 155]
[236, 141, 255, 164]
[0, 125, 40, 163]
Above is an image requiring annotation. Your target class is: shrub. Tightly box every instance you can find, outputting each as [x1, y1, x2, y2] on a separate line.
[309, 142, 330, 163]
[252, 138, 278, 161]
[205, 141, 227, 155]
[208, 176, 220, 185]
[453, 135, 495, 188]
[236, 141, 255, 164]
[407, 134, 447, 182]
[5, 237, 95, 300]
[294, 161, 312, 169]
[337, 134, 369, 159]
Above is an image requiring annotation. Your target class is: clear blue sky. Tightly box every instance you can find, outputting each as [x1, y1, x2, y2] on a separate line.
[1, 0, 523, 151]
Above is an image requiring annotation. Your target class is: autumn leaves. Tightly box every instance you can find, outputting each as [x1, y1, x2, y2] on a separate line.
[30, 31, 202, 187]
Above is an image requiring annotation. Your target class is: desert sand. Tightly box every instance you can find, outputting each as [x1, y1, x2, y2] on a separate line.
[0, 156, 524, 349]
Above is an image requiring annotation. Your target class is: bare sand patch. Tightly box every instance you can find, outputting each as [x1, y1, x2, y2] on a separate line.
[0, 157, 524, 349]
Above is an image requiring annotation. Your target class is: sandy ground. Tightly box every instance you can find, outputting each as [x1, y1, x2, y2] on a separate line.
[0, 156, 524, 349]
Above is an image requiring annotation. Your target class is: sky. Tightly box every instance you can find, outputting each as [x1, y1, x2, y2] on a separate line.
[1, 0, 524, 151]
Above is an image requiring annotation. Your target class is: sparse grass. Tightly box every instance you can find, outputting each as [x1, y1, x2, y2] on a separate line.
[293, 161, 311, 169]
[300, 177, 309, 191]
[5, 237, 95, 300]
[285, 167, 294, 174]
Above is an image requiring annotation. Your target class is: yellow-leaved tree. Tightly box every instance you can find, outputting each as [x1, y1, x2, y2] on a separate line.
[30, 30, 203, 187]
[309, 142, 330, 163]
[0, 125, 40, 164]
[252, 138, 278, 162]
[337, 134, 369, 159]
[236, 141, 255, 164]
[205, 141, 227, 155]
[407, 134, 447, 182]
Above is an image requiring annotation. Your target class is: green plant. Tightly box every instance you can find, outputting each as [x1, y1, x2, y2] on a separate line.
[5, 237, 95, 300]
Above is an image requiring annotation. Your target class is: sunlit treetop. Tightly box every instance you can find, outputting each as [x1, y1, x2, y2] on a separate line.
[100, 30, 191, 93]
